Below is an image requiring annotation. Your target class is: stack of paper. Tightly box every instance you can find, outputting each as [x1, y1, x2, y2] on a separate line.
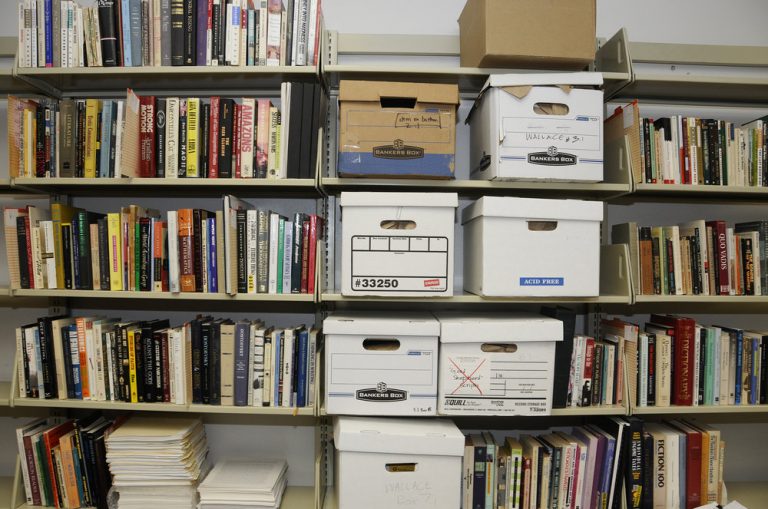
[105, 416, 209, 509]
[198, 459, 289, 509]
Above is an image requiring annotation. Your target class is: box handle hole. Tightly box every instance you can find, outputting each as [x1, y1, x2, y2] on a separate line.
[533, 102, 570, 115]
[527, 221, 558, 231]
[380, 96, 417, 109]
[363, 339, 401, 351]
[381, 220, 416, 230]
[481, 343, 518, 353]
[385, 463, 417, 472]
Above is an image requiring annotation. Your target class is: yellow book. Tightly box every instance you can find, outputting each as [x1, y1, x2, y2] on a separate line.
[51, 203, 80, 290]
[186, 98, 199, 178]
[84, 99, 100, 178]
[128, 328, 138, 403]
[107, 212, 123, 291]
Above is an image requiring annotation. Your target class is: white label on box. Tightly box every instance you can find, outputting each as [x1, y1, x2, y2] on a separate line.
[442, 354, 550, 412]
[501, 115, 601, 152]
[350, 235, 449, 292]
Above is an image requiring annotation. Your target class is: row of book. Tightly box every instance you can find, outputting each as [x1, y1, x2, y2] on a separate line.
[626, 315, 768, 408]
[17, 0, 322, 68]
[466, 418, 726, 509]
[8, 83, 323, 180]
[16, 414, 118, 508]
[608, 102, 766, 187]
[16, 314, 320, 408]
[3, 199, 324, 294]
[613, 219, 768, 296]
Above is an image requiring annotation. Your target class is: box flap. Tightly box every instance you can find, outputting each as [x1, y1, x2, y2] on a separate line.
[435, 312, 563, 343]
[324, 312, 440, 336]
[481, 72, 603, 93]
[340, 192, 459, 208]
[461, 196, 603, 224]
[334, 416, 465, 456]
[339, 80, 460, 105]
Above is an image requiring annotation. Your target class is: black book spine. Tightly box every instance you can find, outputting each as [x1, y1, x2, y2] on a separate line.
[201, 322, 210, 403]
[299, 83, 314, 177]
[134, 330, 145, 402]
[16, 216, 30, 289]
[139, 219, 151, 291]
[710, 120, 721, 186]
[209, 322, 221, 405]
[308, 83, 324, 179]
[71, 216, 81, 290]
[183, 0, 195, 65]
[170, 0, 185, 65]
[76, 212, 92, 290]
[37, 318, 54, 398]
[154, 332, 163, 395]
[62, 326, 75, 399]
[701, 122, 711, 185]
[92, 435, 112, 506]
[191, 319, 202, 403]
[640, 431, 653, 509]
[472, 444, 487, 509]
[286, 82, 303, 177]
[647, 333, 656, 406]
[541, 306, 576, 409]
[109, 102, 118, 177]
[291, 213, 304, 293]
[98, 218, 110, 290]
[76, 101, 86, 177]
[218, 99, 234, 178]
[236, 209, 247, 293]
[179, 101, 188, 177]
[120, 327, 129, 401]
[760, 337, 768, 404]
[192, 210, 203, 292]
[72, 429, 92, 505]
[156, 98, 167, 178]
[625, 418, 644, 509]
[211, 2, 220, 65]
[143, 326, 155, 402]
[109, 330, 119, 401]
[200, 102, 210, 177]
[97, 0, 118, 66]
[35, 103, 45, 178]
[743, 237, 754, 295]
[62, 224, 73, 290]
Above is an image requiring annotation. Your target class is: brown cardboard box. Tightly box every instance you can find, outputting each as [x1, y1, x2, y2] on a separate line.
[458, 0, 596, 69]
[338, 80, 459, 179]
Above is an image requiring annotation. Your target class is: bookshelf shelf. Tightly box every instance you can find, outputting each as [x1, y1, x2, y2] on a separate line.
[550, 405, 628, 416]
[188, 404, 315, 416]
[617, 72, 768, 105]
[279, 486, 315, 509]
[633, 404, 768, 415]
[725, 482, 768, 506]
[320, 293, 631, 305]
[0, 68, 39, 95]
[11, 289, 315, 303]
[0, 476, 11, 509]
[632, 183, 768, 201]
[11, 177, 319, 197]
[0, 383, 10, 407]
[322, 491, 337, 509]
[634, 295, 768, 304]
[13, 65, 320, 95]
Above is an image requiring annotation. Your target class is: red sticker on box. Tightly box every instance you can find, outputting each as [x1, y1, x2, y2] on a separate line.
[423, 279, 440, 287]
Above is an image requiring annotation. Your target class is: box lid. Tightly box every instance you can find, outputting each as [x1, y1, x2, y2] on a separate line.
[323, 312, 440, 336]
[480, 72, 603, 93]
[339, 80, 460, 105]
[340, 192, 459, 208]
[334, 416, 465, 456]
[435, 312, 563, 343]
[461, 196, 603, 224]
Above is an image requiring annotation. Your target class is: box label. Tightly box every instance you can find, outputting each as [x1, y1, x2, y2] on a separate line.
[350, 235, 449, 292]
[355, 383, 408, 402]
[527, 147, 577, 166]
[519, 277, 564, 286]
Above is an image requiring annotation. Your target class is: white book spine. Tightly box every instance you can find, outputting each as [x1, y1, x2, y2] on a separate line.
[76, 6, 84, 67]
[281, 328, 294, 407]
[246, 209, 258, 292]
[36, 0, 44, 67]
[571, 336, 585, 408]
[268, 213, 279, 293]
[252, 327, 265, 406]
[656, 334, 671, 407]
[266, 3, 280, 66]
[42, 221, 57, 289]
[30, 227, 43, 289]
[240, 98, 255, 177]
[282, 221, 292, 293]
[638, 334, 648, 407]
[167, 210, 180, 292]
[206, 0, 213, 65]
[258, 6, 267, 65]
[23, 330, 36, 397]
[719, 333, 730, 405]
[306, 0, 317, 65]
[247, 323, 255, 406]
[18, 3, 26, 68]
[168, 329, 176, 403]
[174, 328, 185, 404]
[114, 100, 125, 175]
[290, 0, 300, 65]
[165, 97, 179, 177]
[33, 329, 44, 399]
[604, 344, 615, 405]
[239, 3, 247, 66]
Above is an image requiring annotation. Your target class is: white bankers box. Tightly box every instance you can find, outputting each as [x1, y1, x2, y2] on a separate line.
[435, 313, 562, 415]
[340, 192, 458, 296]
[324, 313, 439, 415]
[467, 72, 604, 182]
[462, 196, 603, 296]
[334, 416, 464, 509]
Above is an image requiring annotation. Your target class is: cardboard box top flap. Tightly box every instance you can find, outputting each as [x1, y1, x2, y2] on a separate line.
[435, 313, 563, 343]
[461, 196, 603, 224]
[324, 312, 440, 336]
[482, 72, 603, 93]
[339, 80, 460, 105]
[333, 416, 465, 456]
[340, 192, 459, 209]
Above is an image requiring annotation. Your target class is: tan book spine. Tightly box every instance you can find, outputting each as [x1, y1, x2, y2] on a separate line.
[90, 223, 100, 290]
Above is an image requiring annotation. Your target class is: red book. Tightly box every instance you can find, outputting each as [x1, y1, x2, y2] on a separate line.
[23, 431, 42, 505]
[139, 96, 156, 177]
[668, 420, 702, 509]
[307, 215, 323, 295]
[705, 220, 729, 295]
[233, 103, 242, 178]
[209, 96, 220, 178]
[651, 314, 696, 406]
[24, 214, 34, 289]
[43, 421, 76, 508]
[300, 219, 310, 293]
[582, 337, 595, 406]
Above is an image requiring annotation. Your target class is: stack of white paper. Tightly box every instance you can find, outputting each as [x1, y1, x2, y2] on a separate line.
[106, 416, 210, 509]
[198, 459, 289, 509]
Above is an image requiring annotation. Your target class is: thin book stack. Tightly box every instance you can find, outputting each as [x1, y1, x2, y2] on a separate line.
[3, 199, 324, 295]
[613, 219, 768, 297]
[8, 83, 324, 179]
[198, 459, 288, 508]
[15, 314, 320, 409]
[606, 101, 767, 187]
[17, 0, 323, 68]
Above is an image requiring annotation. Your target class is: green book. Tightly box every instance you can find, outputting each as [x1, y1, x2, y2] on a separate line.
[704, 327, 715, 405]
[276, 218, 285, 294]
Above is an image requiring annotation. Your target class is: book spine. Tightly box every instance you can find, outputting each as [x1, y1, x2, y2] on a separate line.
[160, 0, 171, 65]
[300, 218, 309, 293]
[155, 98, 166, 177]
[192, 209, 204, 291]
[195, 0, 207, 65]
[291, 213, 303, 293]
[183, 0, 195, 64]
[209, 96, 220, 177]
[256, 209, 269, 293]
[218, 99, 233, 177]
[178, 99, 188, 176]
[170, 0, 184, 64]
[208, 217, 218, 292]
[186, 98, 199, 177]
[232, 103, 241, 177]
[234, 322, 249, 406]
[236, 209, 247, 293]
[200, 102, 210, 177]
[139, 96, 156, 177]
[178, 209, 195, 291]
[97, 0, 118, 65]
[296, 329, 307, 406]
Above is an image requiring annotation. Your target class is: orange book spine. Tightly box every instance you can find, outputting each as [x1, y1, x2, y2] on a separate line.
[153, 220, 165, 292]
[76, 318, 90, 400]
[178, 209, 195, 292]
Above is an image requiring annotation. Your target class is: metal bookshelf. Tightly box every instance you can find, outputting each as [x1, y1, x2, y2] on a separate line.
[633, 404, 768, 415]
[11, 289, 315, 302]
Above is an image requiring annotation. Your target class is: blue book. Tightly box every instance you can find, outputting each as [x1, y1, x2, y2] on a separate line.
[70, 434, 86, 501]
[121, 0, 133, 66]
[44, 0, 53, 67]
[233, 321, 250, 406]
[129, 0, 142, 66]
[99, 102, 113, 177]
[273, 330, 282, 405]
[735, 331, 743, 404]
[208, 217, 218, 292]
[196, 0, 208, 65]
[67, 325, 82, 399]
[247, 10, 256, 65]
[296, 329, 308, 407]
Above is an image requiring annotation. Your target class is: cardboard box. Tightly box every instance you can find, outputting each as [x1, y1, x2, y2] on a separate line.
[435, 313, 562, 415]
[324, 312, 440, 415]
[458, 0, 596, 69]
[340, 192, 458, 296]
[462, 196, 603, 296]
[334, 416, 464, 509]
[338, 80, 459, 178]
[467, 73, 604, 182]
